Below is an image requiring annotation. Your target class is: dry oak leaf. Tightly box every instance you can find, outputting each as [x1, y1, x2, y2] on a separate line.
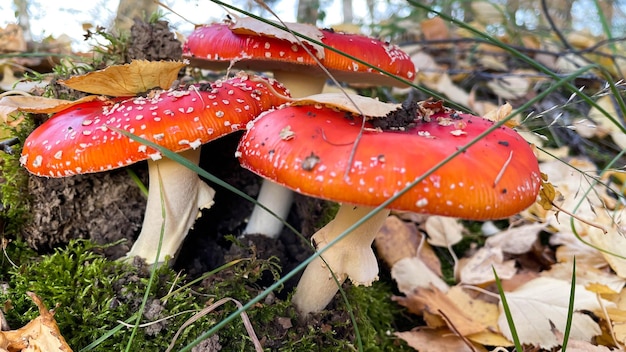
[59, 60, 185, 96]
[0, 292, 72, 352]
[395, 328, 487, 352]
[497, 276, 608, 349]
[446, 286, 512, 347]
[374, 215, 422, 267]
[394, 285, 486, 336]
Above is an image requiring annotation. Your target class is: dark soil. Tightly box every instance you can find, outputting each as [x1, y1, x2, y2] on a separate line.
[24, 166, 147, 258]
[22, 131, 323, 291]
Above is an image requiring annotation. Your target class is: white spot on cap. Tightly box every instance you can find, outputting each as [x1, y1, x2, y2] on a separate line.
[54, 151, 63, 160]
[33, 155, 43, 168]
[416, 198, 428, 207]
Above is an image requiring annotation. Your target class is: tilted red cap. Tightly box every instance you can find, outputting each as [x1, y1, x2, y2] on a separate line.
[183, 22, 415, 86]
[21, 74, 289, 177]
[237, 103, 541, 220]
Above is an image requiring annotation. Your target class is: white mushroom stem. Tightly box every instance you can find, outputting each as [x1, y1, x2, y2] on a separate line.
[243, 71, 326, 238]
[126, 149, 215, 264]
[292, 205, 390, 315]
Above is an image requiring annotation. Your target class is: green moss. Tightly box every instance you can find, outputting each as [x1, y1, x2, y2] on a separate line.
[341, 282, 411, 352]
[1, 240, 215, 350]
[0, 120, 34, 236]
[1, 238, 411, 351]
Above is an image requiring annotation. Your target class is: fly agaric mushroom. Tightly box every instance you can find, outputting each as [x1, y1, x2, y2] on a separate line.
[20, 73, 289, 264]
[183, 18, 416, 238]
[236, 98, 541, 314]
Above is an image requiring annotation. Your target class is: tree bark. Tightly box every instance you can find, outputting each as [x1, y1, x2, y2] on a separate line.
[13, 0, 31, 42]
[297, 0, 320, 24]
[113, 0, 158, 35]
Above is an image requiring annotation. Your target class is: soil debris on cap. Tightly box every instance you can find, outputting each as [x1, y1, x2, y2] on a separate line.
[369, 99, 451, 131]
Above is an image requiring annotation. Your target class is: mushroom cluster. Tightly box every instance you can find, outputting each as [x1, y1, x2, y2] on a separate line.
[236, 98, 541, 314]
[183, 18, 416, 238]
[20, 73, 290, 263]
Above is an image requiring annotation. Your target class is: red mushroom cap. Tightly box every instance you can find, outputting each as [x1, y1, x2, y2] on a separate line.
[237, 103, 541, 220]
[183, 23, 415, 86]
[20, 74, 289, 177]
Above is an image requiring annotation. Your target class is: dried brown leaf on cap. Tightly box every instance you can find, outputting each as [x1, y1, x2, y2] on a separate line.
[59, 60, 186, 96]
[290, 93, 401, 116]
[228, 16, 325, 59]
[0, 95, 100, 126]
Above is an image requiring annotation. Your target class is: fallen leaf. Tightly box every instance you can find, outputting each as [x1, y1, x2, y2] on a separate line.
[545, 262, 625, 294]
[424, 216, 464, 248]
[0, 24, 27, 52]
[486, 74, 530, 100]
[59, 60, 185, 96]
[497, 276, 607, 348]
[588, 219, 626, 279]
[0, 292, 72, 352]
[0, 95, 100, 126]
[291, 93, 401, 117]
[395, 285, 486, 336]
[391, 256, 448, 295]
[471, 1, 505, 25]
[551, 324, 612, 351]
[485, 223, 546, 255]
[229, 17, 325, 59]
[459, 246, 516, 285]
[482, 102, 513, 124]
[420, 17, 449, 48]
[395, 328, 486, 352]
[374, 215, 421, 267]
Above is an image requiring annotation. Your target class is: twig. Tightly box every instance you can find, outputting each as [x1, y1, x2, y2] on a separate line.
[0, 138, 19, 155]
[437, 309, 478, 352]
[166, 297, 262, 352]
[540, 0, 574, 52]
[551, 200, 608, 234]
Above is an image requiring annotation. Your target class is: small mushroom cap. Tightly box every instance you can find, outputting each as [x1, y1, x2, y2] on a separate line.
[21, 74, 289, 177]
[237, 104, 541, 220]
[183, 23, 415, 87]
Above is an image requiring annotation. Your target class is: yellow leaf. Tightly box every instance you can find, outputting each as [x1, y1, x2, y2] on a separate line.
[586, 282, 618, 295]
[538, 177, 557, 211]
[59, 60, 185, 96]
[397, 285, 487, 336]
